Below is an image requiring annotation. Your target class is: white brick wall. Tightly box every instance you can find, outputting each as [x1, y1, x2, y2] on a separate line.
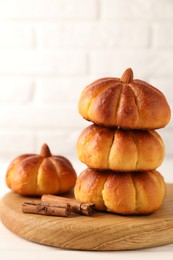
[0, 50, 87, 76]
[0, 0, 98, 19]
[36, 21, 150, 49]
[0, 22, 34, 48]
[0, 0, 172, 175]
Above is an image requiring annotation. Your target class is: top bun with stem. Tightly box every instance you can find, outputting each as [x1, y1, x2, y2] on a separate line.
[78, 68, 171, 129]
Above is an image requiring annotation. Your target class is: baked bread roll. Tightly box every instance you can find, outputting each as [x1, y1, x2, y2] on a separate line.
[77, 124, 165, 171]
[78, 68, 171, 129]
[6, 144, 77, 196]
[74, 168, 166, 215]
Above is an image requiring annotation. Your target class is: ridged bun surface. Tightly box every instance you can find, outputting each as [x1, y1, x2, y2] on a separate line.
[74, 168, 166, 215]
[77, 124, 165, 171]
[78, 68, 171, 129]
[6, 144, 77, 196]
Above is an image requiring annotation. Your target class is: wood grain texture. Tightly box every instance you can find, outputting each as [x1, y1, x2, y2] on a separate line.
[0, 184, 173, 251]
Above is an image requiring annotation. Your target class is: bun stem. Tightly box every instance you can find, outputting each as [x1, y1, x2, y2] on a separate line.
[40, 143, 51, 157]
[121, 68, 133, 84]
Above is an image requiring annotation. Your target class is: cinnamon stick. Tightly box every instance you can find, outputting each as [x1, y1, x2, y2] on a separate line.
[41, 195, 95, 216]
[22, 200, 71, 217]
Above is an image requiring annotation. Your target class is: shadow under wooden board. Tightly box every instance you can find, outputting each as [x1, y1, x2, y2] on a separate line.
[0, 184, 173, 251]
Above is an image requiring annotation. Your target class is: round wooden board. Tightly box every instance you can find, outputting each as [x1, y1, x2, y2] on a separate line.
[1, 184, 173, 251]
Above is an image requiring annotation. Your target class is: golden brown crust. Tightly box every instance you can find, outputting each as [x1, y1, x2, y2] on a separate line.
[78, 69, 171, 129]
[6, 144, 77, 196]
[74, 168, 166, 215]
[76, 124, 165, 171]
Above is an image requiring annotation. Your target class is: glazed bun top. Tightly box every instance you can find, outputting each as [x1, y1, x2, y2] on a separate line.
[78, 68, 171, 129]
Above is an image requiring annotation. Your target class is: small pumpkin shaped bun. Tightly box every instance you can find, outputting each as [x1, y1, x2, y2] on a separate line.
[74, 168, 166, 215]
[6, 144, 77, 196]
[78, 68, 171, 129]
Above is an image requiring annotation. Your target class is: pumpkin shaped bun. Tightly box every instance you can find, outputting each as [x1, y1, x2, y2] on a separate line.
[78, 68, 171, 129]
[76, 124, 165, 172]
[6, 144, 77, 196]
[74, 168, 166, 215]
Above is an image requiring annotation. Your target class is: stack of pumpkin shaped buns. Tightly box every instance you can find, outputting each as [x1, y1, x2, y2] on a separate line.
[74, 68, 171, 215]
